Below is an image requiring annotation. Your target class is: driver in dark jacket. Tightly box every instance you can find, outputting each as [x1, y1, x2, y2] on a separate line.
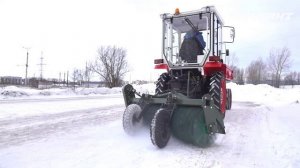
[184, 30, 206, 52]
[179, 30, 206, 62]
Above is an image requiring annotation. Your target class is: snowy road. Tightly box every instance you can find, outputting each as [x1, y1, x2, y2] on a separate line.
[0, 95, 121, 104]
[0, 95, 124, 149]
[0, 105, 123, 149]
[0, 85, 300, 168]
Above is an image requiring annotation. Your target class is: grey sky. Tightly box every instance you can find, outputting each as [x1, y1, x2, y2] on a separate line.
[0, 0, 299, 81]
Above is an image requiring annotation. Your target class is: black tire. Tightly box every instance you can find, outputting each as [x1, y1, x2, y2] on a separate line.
[123, 104, 142, 135]
[228, 89, 232, 110]
[150, 108, 171, 148]
[226, 88, 230, 110]
[209, 72, 225, 117]
[155, 73, 171, 95]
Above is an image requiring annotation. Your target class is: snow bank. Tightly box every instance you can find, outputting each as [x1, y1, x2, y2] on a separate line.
[227, 82, 300, 107]
[131, 83, 156, 94]
[0, 83, 157, 100]
[0, 86, 123, 99]
[0, 86, 34, 97]
[136, 82, 300, 107]
[1, 83, 299, 107]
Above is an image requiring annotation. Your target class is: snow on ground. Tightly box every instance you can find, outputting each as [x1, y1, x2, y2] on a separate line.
[227, 83, 300, 106]
[0, 86, 122, 99]
[0, 83, 300, 168]
[0, 84, 155, 100]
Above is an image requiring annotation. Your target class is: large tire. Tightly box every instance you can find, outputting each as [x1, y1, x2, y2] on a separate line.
[209, 72, 226, 118]
[150, 108, 171, 148]
[123, 104, 142, 135]
[155, 73, 171, 95]
[228, 89, 232, 110]
[226, 88, 230, 110]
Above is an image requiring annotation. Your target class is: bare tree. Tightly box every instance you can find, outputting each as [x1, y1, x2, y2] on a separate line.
[268, 47, 291, 88]
[235, 68, 245, 84]
[71, 68, 84, 88]
[92, 46, 128, 88]
[298, 72, 300, 85]
[84, 62, 93, 88]
[225, 53, 244, 84]
[246, 57, 266, 84]
[284, 71, 297, 87]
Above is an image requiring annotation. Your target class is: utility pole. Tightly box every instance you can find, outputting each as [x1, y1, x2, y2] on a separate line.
[23, 47, 30, 85]
[37, 51, 46, 80]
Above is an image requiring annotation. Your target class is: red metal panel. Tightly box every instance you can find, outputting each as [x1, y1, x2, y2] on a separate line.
[154, 63, 169, 70]
[203, 62, 233, 81]
[203, 62, 223, 76]
[225, 65, 233, 80]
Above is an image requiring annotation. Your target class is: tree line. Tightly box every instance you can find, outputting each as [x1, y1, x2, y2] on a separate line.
[229, 47, 300, 88]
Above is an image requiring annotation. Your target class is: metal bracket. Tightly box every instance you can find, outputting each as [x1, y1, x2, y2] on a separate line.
[122, 84, 136, 107]
[202, 94, 225, 134]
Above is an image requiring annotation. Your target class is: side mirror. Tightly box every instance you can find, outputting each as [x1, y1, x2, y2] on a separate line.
[226, 49, 230, 56]
[223, 26, 235, 43]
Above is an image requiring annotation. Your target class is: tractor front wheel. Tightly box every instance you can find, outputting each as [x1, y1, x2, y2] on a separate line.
[150, 108, 171, 148]
[123, 104, 142, 135]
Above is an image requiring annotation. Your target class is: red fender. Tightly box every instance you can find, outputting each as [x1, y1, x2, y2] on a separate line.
[203, 61, 233, 81]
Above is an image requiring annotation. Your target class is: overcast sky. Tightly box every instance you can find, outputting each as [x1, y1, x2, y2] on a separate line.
[0, 0, 299, 81]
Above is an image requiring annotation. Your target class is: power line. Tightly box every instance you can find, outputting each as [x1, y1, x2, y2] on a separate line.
[37, 51, 46, 80]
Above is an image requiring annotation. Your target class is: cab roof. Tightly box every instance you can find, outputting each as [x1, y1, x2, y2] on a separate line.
[161, 6, 224, 32]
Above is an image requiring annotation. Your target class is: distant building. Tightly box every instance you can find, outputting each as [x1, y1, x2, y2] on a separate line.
[28, 78, 54, 89]
[0, 76, 22, 85]
[82, 81, 106, 88]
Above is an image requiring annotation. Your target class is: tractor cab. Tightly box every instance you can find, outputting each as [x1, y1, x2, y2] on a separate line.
[156, 6, 235, 69]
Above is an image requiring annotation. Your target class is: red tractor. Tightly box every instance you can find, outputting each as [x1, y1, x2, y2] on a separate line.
[122, 6, 235, 148]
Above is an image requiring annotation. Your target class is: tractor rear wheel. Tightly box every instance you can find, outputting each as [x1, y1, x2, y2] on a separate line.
[209, 72, 226, 118]
[226, 89, 230, 110]
[123, 104, 142, 135]
[155, 73, 171, 94]
[150, 108, 171, 148]
[228, 89, 232, 109]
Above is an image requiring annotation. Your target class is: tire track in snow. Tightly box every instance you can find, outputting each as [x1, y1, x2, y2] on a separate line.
[0, 95, 122, 104]
[0, 105, 124, 149]
[199, 101, 285, 167]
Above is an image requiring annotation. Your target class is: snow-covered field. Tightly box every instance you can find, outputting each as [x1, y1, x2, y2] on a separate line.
[0, 83, 300, 168]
